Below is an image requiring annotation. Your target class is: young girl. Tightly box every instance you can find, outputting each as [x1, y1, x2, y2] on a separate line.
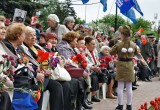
[110, 25, 138, 110]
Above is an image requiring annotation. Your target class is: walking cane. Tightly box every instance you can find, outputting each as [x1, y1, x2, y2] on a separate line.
[139, 53, 152, 72]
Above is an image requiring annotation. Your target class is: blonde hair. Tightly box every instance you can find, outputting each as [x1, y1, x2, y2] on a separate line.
[5, 23, 26, 41]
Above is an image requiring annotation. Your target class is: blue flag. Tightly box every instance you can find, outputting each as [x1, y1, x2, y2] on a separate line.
[100, 0, 107, 12]
[123, 8, 137, 23]
[81, 0, 89, 4]
[116, 0, 134, 14]
[132, 0, 143, 16]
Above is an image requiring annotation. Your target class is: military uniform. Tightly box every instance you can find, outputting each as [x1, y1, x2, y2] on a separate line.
[110, 39, 138, 82]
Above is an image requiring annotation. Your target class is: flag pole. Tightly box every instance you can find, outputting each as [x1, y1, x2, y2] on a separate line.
[85, 5, 87, 23]
[114, 5, 118, 32]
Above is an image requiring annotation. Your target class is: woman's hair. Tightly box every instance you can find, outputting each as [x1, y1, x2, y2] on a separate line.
[5, 23, 26, 41]
[46, 32, 58, 41]
[0, 16, 6, 22]
[121, 25, 131, 37]
[85, 37, 94, 45]
[63, 16, 75, 25]
[77, 36, 84, 42]
[62, 32, 79, 43]
[25, 26, 35, 34]
[100, 46, 110, 52]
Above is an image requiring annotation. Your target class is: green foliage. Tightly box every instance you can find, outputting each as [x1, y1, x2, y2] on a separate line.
[131, 17, 152, 34]
[90, 14, 127, 35]
[0, 0, 42, 24]
[75, 17, 85, 24]
[39, 0, 77, 29]
[99, 14, 127, 29]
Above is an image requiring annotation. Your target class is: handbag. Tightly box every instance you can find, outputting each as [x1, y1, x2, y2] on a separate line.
[0, 92, 12, 110]
[65, 65, 84, 79]
[14, 66, 38, 89]
[51, 64, 71, 81]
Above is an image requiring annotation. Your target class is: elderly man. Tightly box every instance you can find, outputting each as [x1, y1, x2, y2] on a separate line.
[46, 14, 68, 42]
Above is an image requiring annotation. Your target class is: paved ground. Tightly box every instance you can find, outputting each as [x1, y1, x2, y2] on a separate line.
[92, 77, 160, 110]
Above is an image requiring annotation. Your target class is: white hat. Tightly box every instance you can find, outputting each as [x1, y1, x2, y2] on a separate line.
[47, 14, 60, 23]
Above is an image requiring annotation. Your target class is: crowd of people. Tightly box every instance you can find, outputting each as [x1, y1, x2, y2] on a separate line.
[0, 13, 159, 110]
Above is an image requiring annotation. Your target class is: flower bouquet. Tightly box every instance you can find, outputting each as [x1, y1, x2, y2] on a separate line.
[0, 54, 16, 91]
[64, 54, 87, 79]
[32, 89, 41, 102]
[139, 97, 160, 110]
[71, 54, 87, 69]
[99, 56, 112, 69]
[36, 50, 50, 91]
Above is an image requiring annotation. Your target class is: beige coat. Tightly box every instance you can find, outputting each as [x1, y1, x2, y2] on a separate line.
[110, 40, 138, 82]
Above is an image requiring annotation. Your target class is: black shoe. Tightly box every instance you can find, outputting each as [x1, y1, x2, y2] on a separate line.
[126, 105, 132, 110]
[147, 79, 152, 82]
[115, 105, 123, 110]
[133, 83, 139, 86]
[83, 100, 93, 109]
[86, 99, 93, 105]
[142, 79, 148, 82]
[76, 105, 85, 110]
[132, 86, 137, 90]
[91, 96, 100, 102]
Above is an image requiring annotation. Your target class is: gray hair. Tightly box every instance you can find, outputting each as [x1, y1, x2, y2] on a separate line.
[63, 16, 75, 25]
[100, 46, 110, 52]
[25, 26, 35, 34]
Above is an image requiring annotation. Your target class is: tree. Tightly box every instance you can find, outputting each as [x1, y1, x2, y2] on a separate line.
[0, 0, 42, 24]
[90, 14, 127, 35]
[99, 14, 127, 29]
[131, 17, 152, 34]
[40, 0, 78, 29]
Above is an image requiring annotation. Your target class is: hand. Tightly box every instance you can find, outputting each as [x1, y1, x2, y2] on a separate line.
[36, 72, 44, 83]
[91, 66, 101, 73]
[43, 69, 52, 76]
[83, 71, 89, 78]
[65, 59, 71, 65]
[0, 85, 8, 92]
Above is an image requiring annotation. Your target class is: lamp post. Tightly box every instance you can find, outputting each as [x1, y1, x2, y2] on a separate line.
[154, 13, 158, 31]
[158, 20, 160, 40]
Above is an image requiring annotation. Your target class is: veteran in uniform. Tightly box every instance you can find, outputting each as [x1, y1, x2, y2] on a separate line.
[110, 25, 138, 110]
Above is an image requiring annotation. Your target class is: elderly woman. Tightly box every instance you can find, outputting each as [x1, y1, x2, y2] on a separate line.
[57, 32, 88, 110]
[46, 14, 67, 42]
[0, 16, 14, 110]
[23, 26, 72, 110]
[3, 23, 41, 110]
[110, 25, 138, 110]
[63, 16, 75, 32]
[85, 37, 105, 102]
[99, 46, 117, 99]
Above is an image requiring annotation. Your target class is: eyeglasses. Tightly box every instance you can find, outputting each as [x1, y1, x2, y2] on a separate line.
[0, 26, 6, 30]
[26, 33, 36, 37]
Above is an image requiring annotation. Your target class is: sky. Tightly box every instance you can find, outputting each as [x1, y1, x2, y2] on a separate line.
[60, 0, 160, 25]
